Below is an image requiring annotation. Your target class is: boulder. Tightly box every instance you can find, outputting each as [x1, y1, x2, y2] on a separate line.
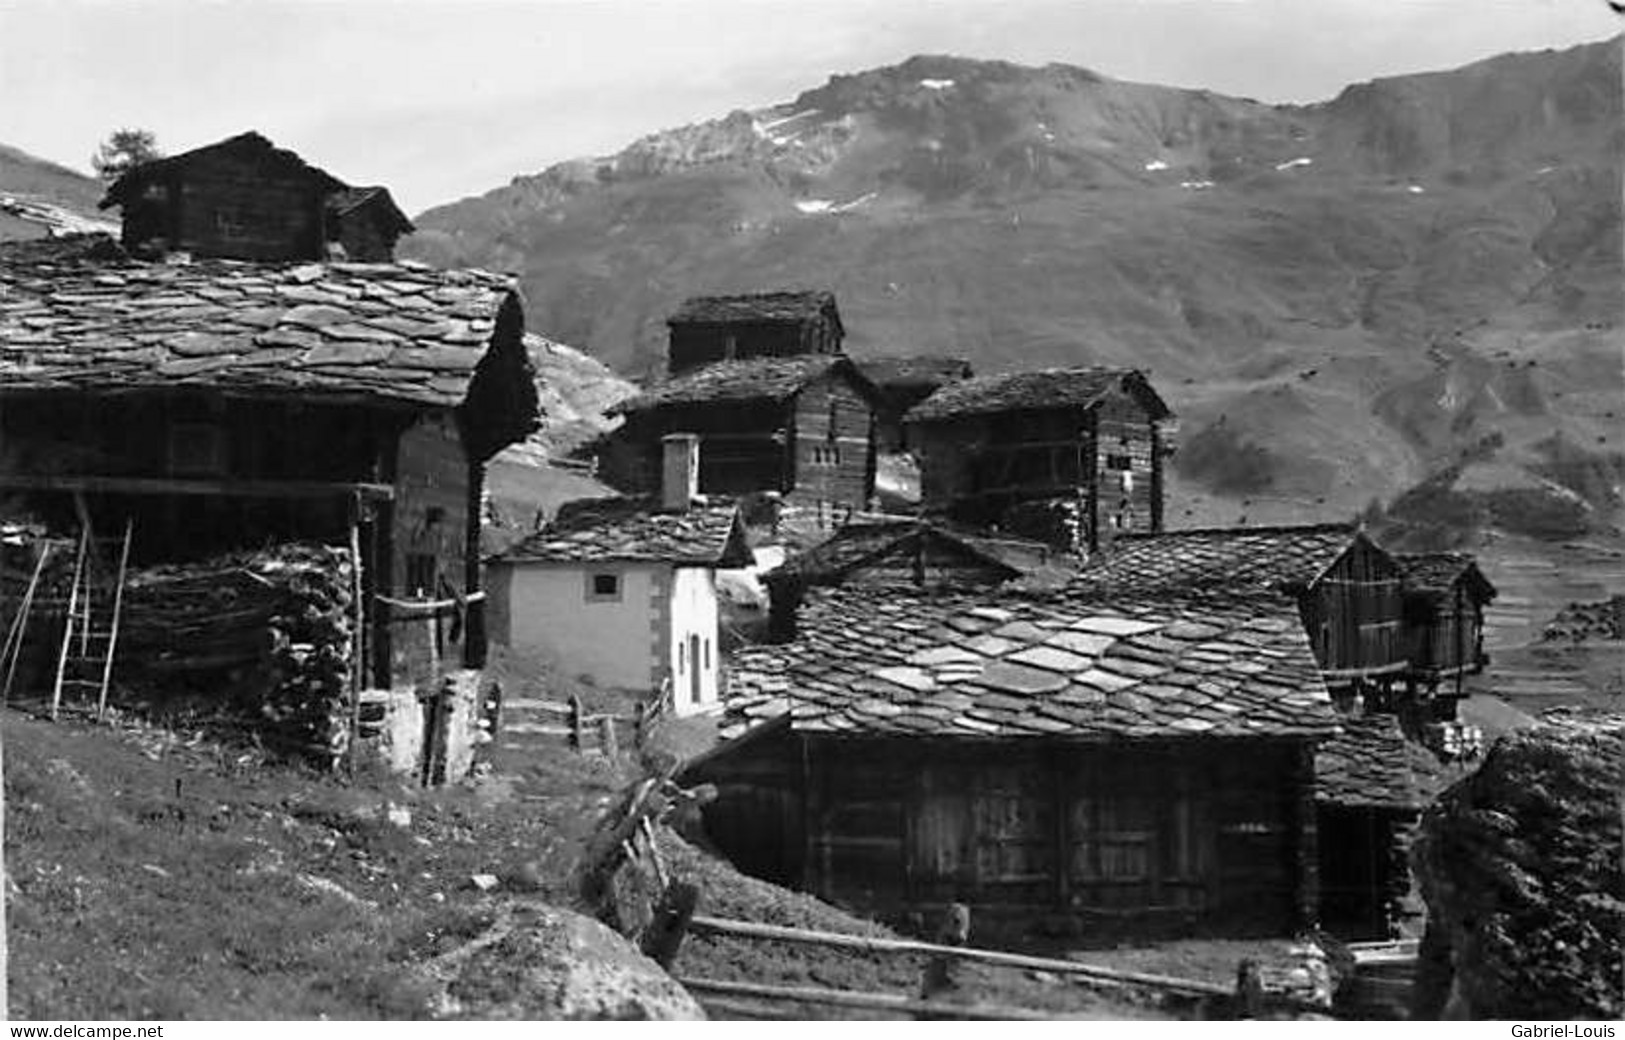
[1410, 715, 1624, 1019]
[444, 903, 703, 1020]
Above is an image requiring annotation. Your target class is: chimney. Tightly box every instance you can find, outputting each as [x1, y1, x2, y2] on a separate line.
[765, 575, 805, 643]
[661, 432, 700, 512]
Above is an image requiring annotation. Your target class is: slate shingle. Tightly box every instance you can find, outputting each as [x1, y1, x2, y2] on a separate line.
[726, 585, 1337, 740]
[668, 290, 839, 328]
[496, 496, 751, 566]
[906, 366, 1172, 422]
[1070, 523, 1361, 595]
[1315, 714, 1453, 810]
[0, 256, 519, 408]
[609, 354, 879, 415]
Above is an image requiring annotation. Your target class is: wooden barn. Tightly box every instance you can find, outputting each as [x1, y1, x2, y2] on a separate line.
[1072, 524, 1411, 705]
[600, 355, 882, 515]
[905, 367, 1175, 552]
[98, 131, 414, 262]
[691, 585, 1338, 940]
[855, 356, 973, 453]
[759, 518, 1072, 641]
[0, 252, 539, 691]
[1314, 714, 1451, 940]
[666, 290, 843, 376]
[1394, 553, 1496, 709]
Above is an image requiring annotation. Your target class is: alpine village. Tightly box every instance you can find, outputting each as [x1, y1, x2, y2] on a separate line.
[1, 36, 1621, 1025]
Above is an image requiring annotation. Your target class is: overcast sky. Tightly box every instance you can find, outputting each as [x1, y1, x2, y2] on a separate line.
[1, 0, 1617, 212]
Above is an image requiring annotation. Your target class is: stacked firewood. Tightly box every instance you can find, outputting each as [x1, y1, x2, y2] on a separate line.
[119, 543, 357, 768]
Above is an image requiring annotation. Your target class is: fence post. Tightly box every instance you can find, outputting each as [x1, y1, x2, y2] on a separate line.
[569, 694, 584, 752]
[599, 714, 619, 759]
[633, 701, 647, 750]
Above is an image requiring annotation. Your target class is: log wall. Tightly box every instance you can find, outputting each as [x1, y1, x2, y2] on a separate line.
[1299, 539, 1407, 686]
[389, 413, 473, 683]
[1094, 392, 1163, 543]
[602, 404, 791, 499]
[125, 152, 324, 260]
[786, 375, 875, 512]
[694, 733, 1313, 939]
[913, 396, 1166, 551]
[0, 393, 397, 562]
[667, 317, 841, 376]
[1403, 585, 1485, 682]
[332, 206, 396, 262]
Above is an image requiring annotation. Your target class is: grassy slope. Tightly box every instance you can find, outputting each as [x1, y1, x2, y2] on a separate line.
[4, 707, 618, 1019]
[0, 144, 102, 211]
[4, 699, 1302, 1021]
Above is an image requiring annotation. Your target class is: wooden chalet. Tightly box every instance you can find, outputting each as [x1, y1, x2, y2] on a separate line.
[601, 355, 882, 514]
[99, 131, 414, 262]
[691, 585, 1338, 940]
[1072, 524, 1411, 704]
[855, 356, 973, 453]
[905, 367, 1175, 551]
[1314, 714, 1451, 940]
[0, 252, 539, 689]
[1394, 553, 1496, 708]
[666, 290, 843, 376]
[760, 518, 1072, 640]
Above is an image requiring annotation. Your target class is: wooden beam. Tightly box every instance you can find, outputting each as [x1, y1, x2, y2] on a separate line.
[676, 976, 1064, 1020]
[0, 474, 395, 501]
[685, 915, 1231, 997]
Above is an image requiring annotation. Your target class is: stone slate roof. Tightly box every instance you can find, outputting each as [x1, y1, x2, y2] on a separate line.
[907, 366, 1172, 422]
[669, 289, 841, 332]
[725, 585, 1337, 741]
[1394, 553, 1497, 603]
[1072, 523, 1364, 595]
[768, 518, 1073, 589]
[0, 256, 522, 409]
[1315, 713, 1450, 810]
[609, 354, 876, 414]
[496, 496, 751, 566]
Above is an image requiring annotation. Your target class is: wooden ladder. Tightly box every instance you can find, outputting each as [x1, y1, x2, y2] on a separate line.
[1, 541, 54, 704]
[49, 518, 133, 722]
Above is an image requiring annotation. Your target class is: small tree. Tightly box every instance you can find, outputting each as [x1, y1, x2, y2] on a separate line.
[91, 128, 162, 181]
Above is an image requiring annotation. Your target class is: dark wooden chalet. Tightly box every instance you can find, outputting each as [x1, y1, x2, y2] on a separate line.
[760, 518, 1073, 641]
[0, 253, 539, 688]
[666, 290, 843, 377]
[905, 367, 1175, 552]
[692, 585, 1338, 940]
[601, 355, 881, 514]
[1394, 553, 1496, 709]
[1314, 714, 1451, 940]
[1072, 524, 1411, 705]
[856, 356, 973, 453]
[99, 131, 414, 262]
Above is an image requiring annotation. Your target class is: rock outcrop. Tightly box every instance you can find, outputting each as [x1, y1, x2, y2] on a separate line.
[442, 902, 703, 1020]
[1410, 715, 1624, 1019]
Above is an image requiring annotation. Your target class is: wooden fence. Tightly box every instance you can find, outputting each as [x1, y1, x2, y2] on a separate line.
[666, 913, 1349, 1020]
[493, 681, 671, 760]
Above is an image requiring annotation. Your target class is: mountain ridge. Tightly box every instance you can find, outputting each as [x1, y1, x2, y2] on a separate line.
[402, 37, 1621, 534]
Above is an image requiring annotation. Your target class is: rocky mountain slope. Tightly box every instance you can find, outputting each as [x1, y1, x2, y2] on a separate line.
[0, 143, 117, 239]
[407, 39, 1623, 531]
